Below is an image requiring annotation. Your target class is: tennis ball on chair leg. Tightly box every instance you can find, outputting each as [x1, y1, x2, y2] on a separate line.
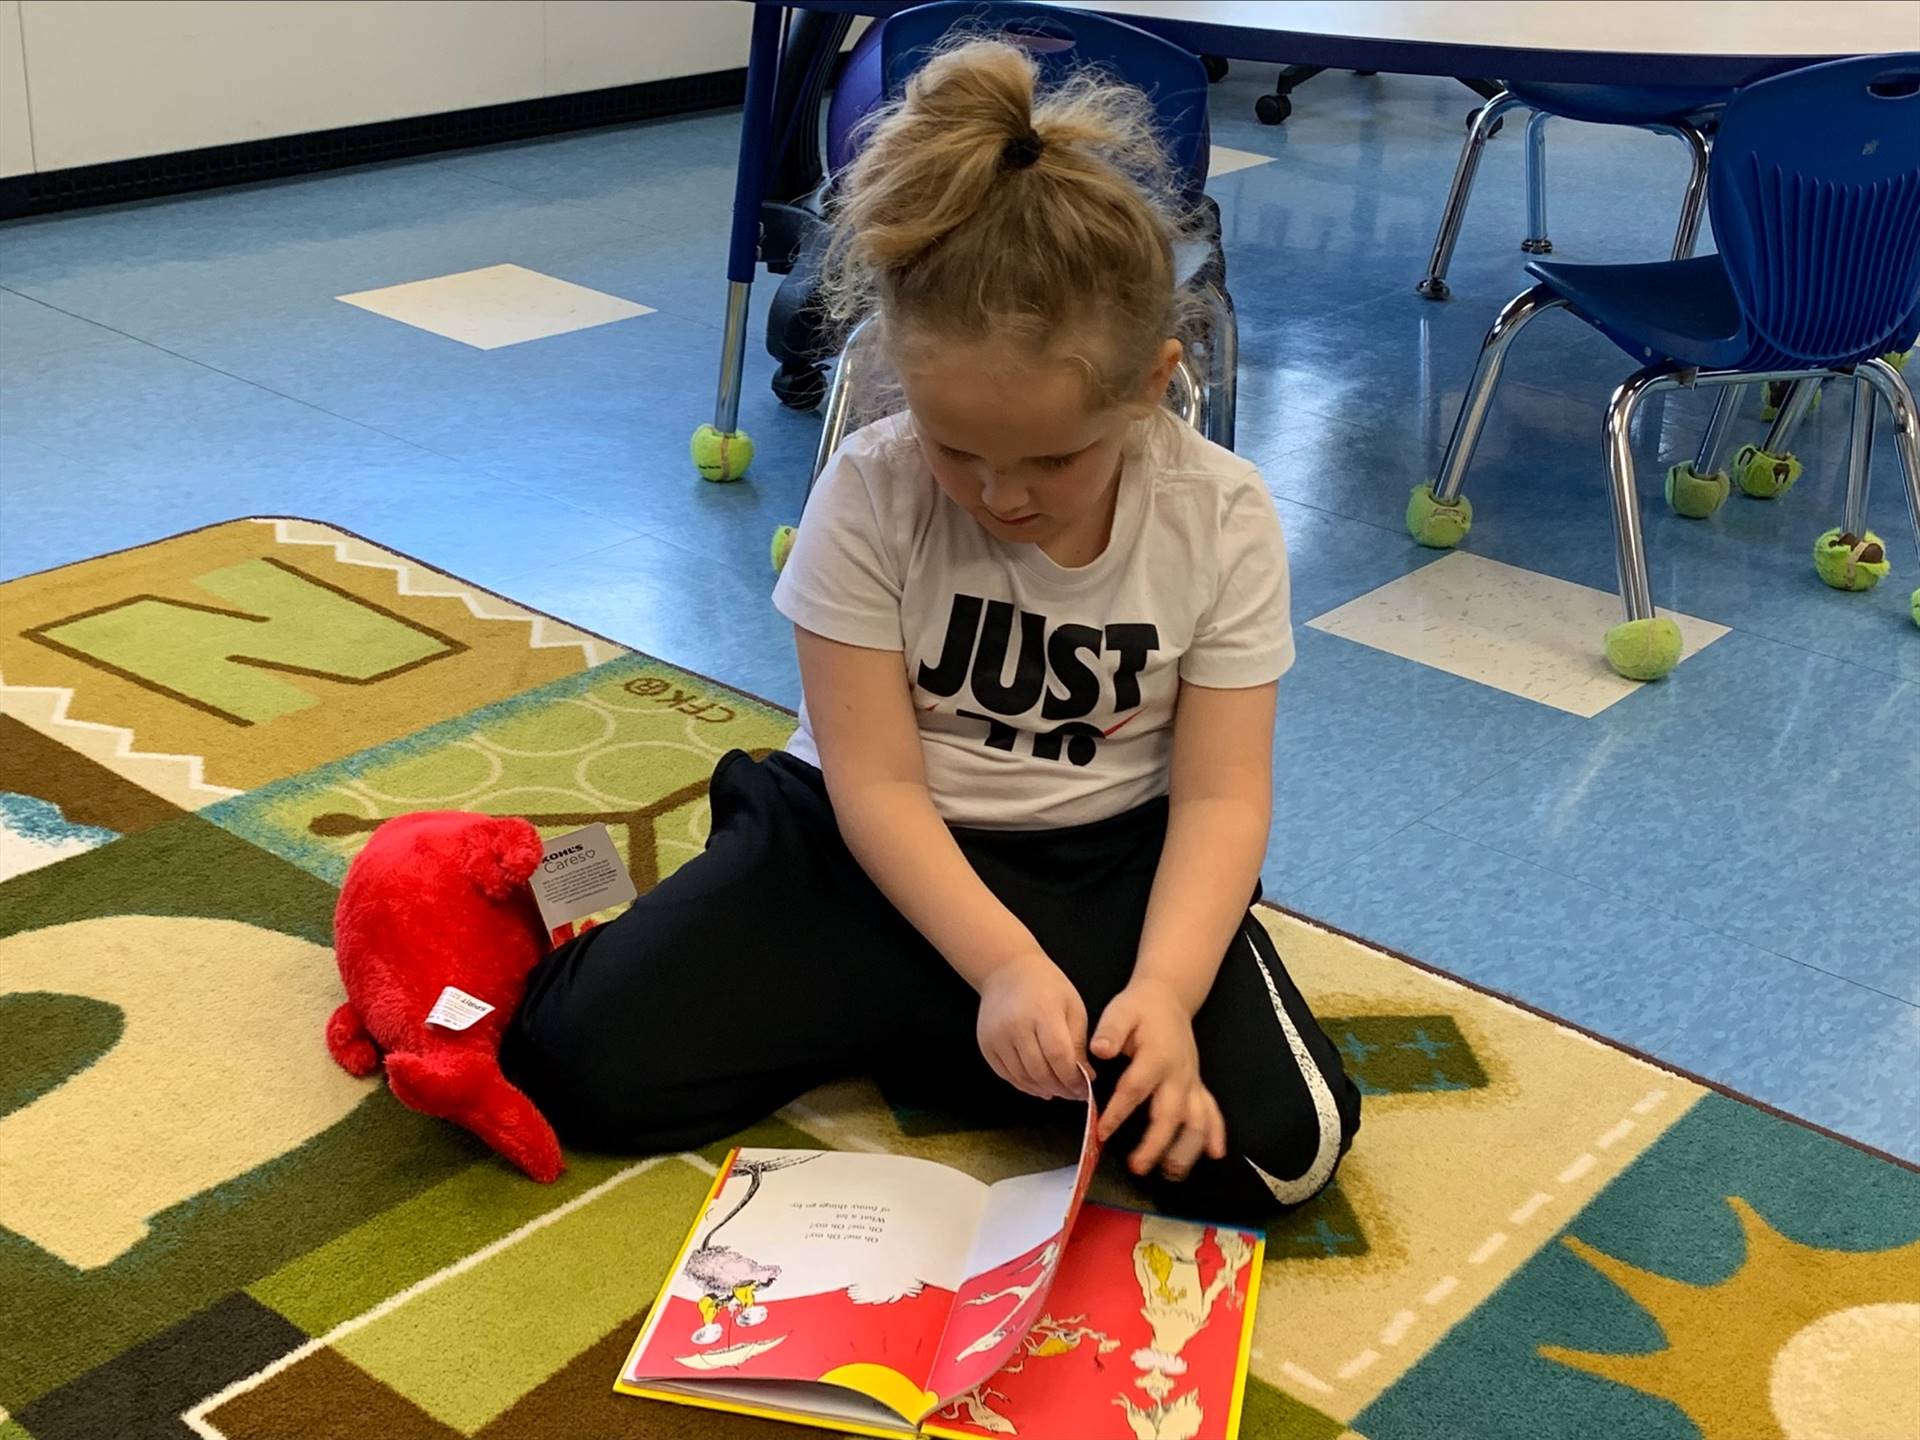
[1664, 462, 1730, 518]
[691, 425, 754, 483]
[1405, 485, 1472, 547]
[1811, 529, 1890, 592]
[1758, 380, 1822, 421]
[1733, 443, 1802, 499]
[1604, 617, 1682, 681]
[770, 525, 797, 573]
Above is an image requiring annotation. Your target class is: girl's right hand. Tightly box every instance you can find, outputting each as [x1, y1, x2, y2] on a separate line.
[976, 952, 1088, 1100]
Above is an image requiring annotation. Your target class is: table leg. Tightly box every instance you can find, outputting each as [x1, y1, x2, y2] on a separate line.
[692, 2, 786, 483]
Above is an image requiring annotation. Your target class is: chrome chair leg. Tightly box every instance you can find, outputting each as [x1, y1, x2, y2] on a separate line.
[775, 328, 865, 572]
[1843, 375, 1875, 537]
[1761, 377, 1821, 454]
[1521, 110, 1551, 254]
[1196, 282, 1238, 450]
[807, 316, 871, 496]
[1694, 383, 1743, 474]
[1169, 355, 1201, 428]
[1725, 374, 1820, 502]
[1604, 368, 1672, 623]
[1665, 120, 1711, 261]
[1419, 90, 1525, 299]
[1856, 356, 1920, 564]
[1430, 284, 1569, 505]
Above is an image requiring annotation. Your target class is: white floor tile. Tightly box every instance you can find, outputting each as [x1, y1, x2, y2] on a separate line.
[337, 263, 654, 349]
[1208, 145, 1275, 177]
[1307, 552, 1731, 717]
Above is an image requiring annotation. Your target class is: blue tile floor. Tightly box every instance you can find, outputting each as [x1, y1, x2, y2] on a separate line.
[3, 70, 1915, 1158]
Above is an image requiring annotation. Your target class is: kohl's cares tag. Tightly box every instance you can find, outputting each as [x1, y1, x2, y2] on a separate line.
[425, 985, 496, 1031]
[527, 823, 638, 932]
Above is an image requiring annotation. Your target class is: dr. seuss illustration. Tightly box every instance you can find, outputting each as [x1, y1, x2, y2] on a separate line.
[616, 1086, 1264, 1440]
[680, 1152, 816, 1363]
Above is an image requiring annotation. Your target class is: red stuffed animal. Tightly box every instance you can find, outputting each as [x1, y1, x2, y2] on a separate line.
[325, 810, 564, 1182]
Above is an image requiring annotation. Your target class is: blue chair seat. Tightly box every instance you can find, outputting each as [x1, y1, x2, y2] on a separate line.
[1505, 81, 1730, 126]
[1526, 254, 1747, 369]
[1423, 53, 1920, 682]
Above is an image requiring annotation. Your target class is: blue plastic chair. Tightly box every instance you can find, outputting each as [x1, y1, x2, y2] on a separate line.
[770, 2, 1238, 571]
[1417, 80, 1732, 300]
[825, 21, 884, 178]
[770, 2, 1226, 417]
[877, 1, 1213, 198]
[1410, 53, 1920, 680]
[826, 4, 1214, 199]
[849, 0, 1229, 436]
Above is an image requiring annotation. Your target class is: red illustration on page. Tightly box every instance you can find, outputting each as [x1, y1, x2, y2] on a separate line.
[930, 1205, 1257, 1440]
[924, 1096, 1101, 1404]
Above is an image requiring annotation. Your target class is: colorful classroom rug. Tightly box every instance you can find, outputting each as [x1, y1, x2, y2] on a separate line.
[2, 519, 1916, 1440]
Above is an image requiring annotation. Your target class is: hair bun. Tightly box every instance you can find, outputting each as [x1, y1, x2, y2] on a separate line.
[999, 129, 1045, 171]
[823, 36, 1193, 406]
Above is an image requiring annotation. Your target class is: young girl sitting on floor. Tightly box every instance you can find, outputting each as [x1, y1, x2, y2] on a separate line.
[502, 39, 1361, 1222]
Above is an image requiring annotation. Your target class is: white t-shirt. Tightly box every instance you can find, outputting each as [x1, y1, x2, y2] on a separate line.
[773, 412, 1293, 829]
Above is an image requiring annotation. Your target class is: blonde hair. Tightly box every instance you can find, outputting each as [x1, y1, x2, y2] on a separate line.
[823, 38, 1195, 407]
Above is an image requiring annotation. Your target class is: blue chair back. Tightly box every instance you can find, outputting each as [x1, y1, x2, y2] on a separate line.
[878, 1, 1211, 195]
[827, 20, 885, 177]
[1710, 53, 1920, 368]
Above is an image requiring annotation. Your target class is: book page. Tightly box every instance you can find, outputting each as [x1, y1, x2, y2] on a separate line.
[922, 1094, 1101, 1410]
[927, 1204, 1264, 1440]
[628, 1376, 915, 1439]
[624, 1149, 987, 1419]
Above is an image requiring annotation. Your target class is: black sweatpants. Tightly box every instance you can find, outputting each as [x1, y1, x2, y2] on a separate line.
[501, 751, 1361, 1222]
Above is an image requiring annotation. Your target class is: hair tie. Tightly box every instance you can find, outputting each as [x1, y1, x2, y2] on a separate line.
[1000, 129, 1045, 171]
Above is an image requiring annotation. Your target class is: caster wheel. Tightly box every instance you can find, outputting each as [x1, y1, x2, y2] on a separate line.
[1812, 529, 1890, 592]
[1255, 93, 1292, 125]
[1664, 462, 1729, 518]
[1406, 484, 1473, 548]
[691, 1323, 724, 1346]
[1733, 443, 1802, 500]
[1203, 54, 1229, 82]
[1415, 276, 1451, 300]
[1604, 617, 1682, 682]
[771, 362, 827, 411]
[739, 1305, 770, 1327]
[771, 524, 797, 574]
[691, 424, 754, 483]
[1520, 237, 1553, 254]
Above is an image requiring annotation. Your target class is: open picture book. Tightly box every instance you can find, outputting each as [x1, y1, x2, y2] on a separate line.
[615, 1083, 1265, 1439]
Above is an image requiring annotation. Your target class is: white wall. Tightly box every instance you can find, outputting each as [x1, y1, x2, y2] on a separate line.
[1, 2, 32, 176]
[546, 0, 753, 96]
[0, 0, 751, 177]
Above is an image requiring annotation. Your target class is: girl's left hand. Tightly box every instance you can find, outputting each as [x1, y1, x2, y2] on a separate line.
[1090, 979, 1228, 1180]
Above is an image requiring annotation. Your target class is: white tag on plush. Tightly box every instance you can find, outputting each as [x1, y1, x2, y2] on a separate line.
[527, 822, 638, 931]
[425, 985, 496, 1031]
